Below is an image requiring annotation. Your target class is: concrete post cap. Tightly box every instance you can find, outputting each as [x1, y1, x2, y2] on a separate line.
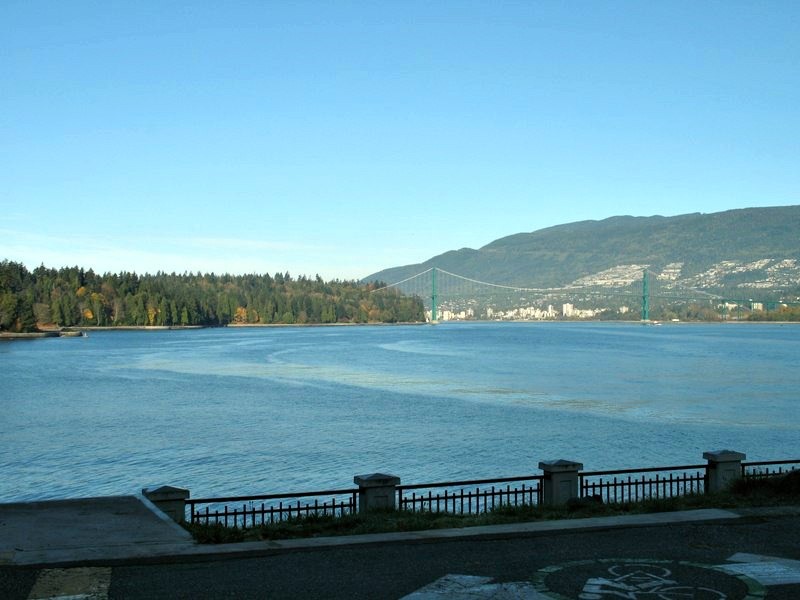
[142, 485, 190, 500]
[703, 450, 747, 462]
[538, 459, 584, 472]
[354, 473, 401, 487]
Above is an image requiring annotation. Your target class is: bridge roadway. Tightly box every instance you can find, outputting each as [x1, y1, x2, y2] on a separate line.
[1, 496, 800, 599]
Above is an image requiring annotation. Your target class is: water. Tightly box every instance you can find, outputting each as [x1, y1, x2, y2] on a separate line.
[1, 322, 798, 502]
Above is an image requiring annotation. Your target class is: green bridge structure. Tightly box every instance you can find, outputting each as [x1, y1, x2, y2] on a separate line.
[373, 267, 790, 323]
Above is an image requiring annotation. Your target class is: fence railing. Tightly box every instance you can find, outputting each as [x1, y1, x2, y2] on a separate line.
[165, 453, 800, 529]
[742, 459, 800, 480]
[187, 488, 358, 528]
[397, 475, 543, 515]
[580, 465, 707, 503]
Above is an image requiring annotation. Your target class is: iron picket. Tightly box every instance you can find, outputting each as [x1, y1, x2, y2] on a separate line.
[580, 466, 706, 504]
[396, 476, 543, 516]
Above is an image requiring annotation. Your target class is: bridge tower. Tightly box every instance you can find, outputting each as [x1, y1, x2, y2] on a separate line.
[641, 270, 650, 322]
[431, 267, 438, 323]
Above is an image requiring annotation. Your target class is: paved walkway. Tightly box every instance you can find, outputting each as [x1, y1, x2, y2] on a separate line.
[1, 495, 797, 568]
[0, 496, 194, 566]
[2, 497, 800, 598]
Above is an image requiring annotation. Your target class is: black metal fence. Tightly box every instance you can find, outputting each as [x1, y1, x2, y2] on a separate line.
[187, 488, 358, 528]
[742, 459, 800, 480]
[397, 475, 543, 515]
[580, 465, 707, 503]
[184, 457, 800, 527]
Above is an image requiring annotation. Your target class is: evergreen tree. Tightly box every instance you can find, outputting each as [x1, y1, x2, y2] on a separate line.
[0, 261, 426, 331]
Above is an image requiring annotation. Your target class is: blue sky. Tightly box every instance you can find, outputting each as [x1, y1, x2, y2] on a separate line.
[2, 1, 798, 280]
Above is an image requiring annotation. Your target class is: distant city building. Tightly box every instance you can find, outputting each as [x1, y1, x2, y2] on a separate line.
[437, 307, 476, 321]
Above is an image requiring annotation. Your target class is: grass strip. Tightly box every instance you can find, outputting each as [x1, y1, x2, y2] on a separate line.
[185, 470, 800, 544]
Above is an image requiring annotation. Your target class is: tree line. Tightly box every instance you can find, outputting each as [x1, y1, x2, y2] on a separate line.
[0, 260, 425, 332]
[746, 304, 800, 321]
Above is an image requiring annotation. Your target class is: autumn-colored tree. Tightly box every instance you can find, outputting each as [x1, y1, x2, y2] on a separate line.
[0, 260, 426, 331]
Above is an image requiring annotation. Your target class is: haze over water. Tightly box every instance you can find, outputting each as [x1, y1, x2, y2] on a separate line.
[1, 322, 798, 503]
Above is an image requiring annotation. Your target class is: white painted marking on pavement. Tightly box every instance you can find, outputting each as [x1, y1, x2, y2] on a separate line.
[718, 562, 800, 586]
[726, 552, 800, 570]
[27, 567, 111, 600]
[401, 573, 547, 599]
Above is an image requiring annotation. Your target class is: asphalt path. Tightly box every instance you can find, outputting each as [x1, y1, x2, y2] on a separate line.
[4, 513, 800, 599]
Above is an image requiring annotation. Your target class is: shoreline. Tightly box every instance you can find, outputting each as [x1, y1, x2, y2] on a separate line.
[0, 322, 424, 339]
[0, 331, 64, 340]
[78, 325, 205, 331]
[0, 325, 205, 340]
[3, 319, 798, 340]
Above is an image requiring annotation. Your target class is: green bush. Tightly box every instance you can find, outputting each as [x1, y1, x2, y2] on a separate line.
[730, 470, 800, 498]
[185, 522, 247, 544]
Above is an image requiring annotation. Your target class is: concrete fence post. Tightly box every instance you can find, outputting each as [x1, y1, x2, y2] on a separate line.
[354, 473, 401, 513]
[703, 450, 746, 493]
[539, 459, 584, 505]
[142, 485, 190, 523]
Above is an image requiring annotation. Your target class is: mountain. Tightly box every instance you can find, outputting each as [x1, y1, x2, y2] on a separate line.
[364, 206, 800, 297]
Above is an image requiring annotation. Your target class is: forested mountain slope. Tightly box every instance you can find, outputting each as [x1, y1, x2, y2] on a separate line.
[365, 206, 800, 294]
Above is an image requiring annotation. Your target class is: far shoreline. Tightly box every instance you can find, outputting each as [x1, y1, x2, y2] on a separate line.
[3, 319, 798, 340]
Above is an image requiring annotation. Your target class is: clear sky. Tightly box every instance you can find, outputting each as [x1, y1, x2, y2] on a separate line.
[2, 1, 798, 280]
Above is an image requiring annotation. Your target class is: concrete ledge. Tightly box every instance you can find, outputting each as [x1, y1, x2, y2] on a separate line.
[101, 507, 744, 566]
[264, 508, 742, 550]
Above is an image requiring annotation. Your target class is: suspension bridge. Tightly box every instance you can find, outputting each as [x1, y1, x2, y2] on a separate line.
[373, 267, 782, 323]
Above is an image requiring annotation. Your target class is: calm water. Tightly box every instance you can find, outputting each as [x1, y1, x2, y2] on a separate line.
[1, 322, 798, 502]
